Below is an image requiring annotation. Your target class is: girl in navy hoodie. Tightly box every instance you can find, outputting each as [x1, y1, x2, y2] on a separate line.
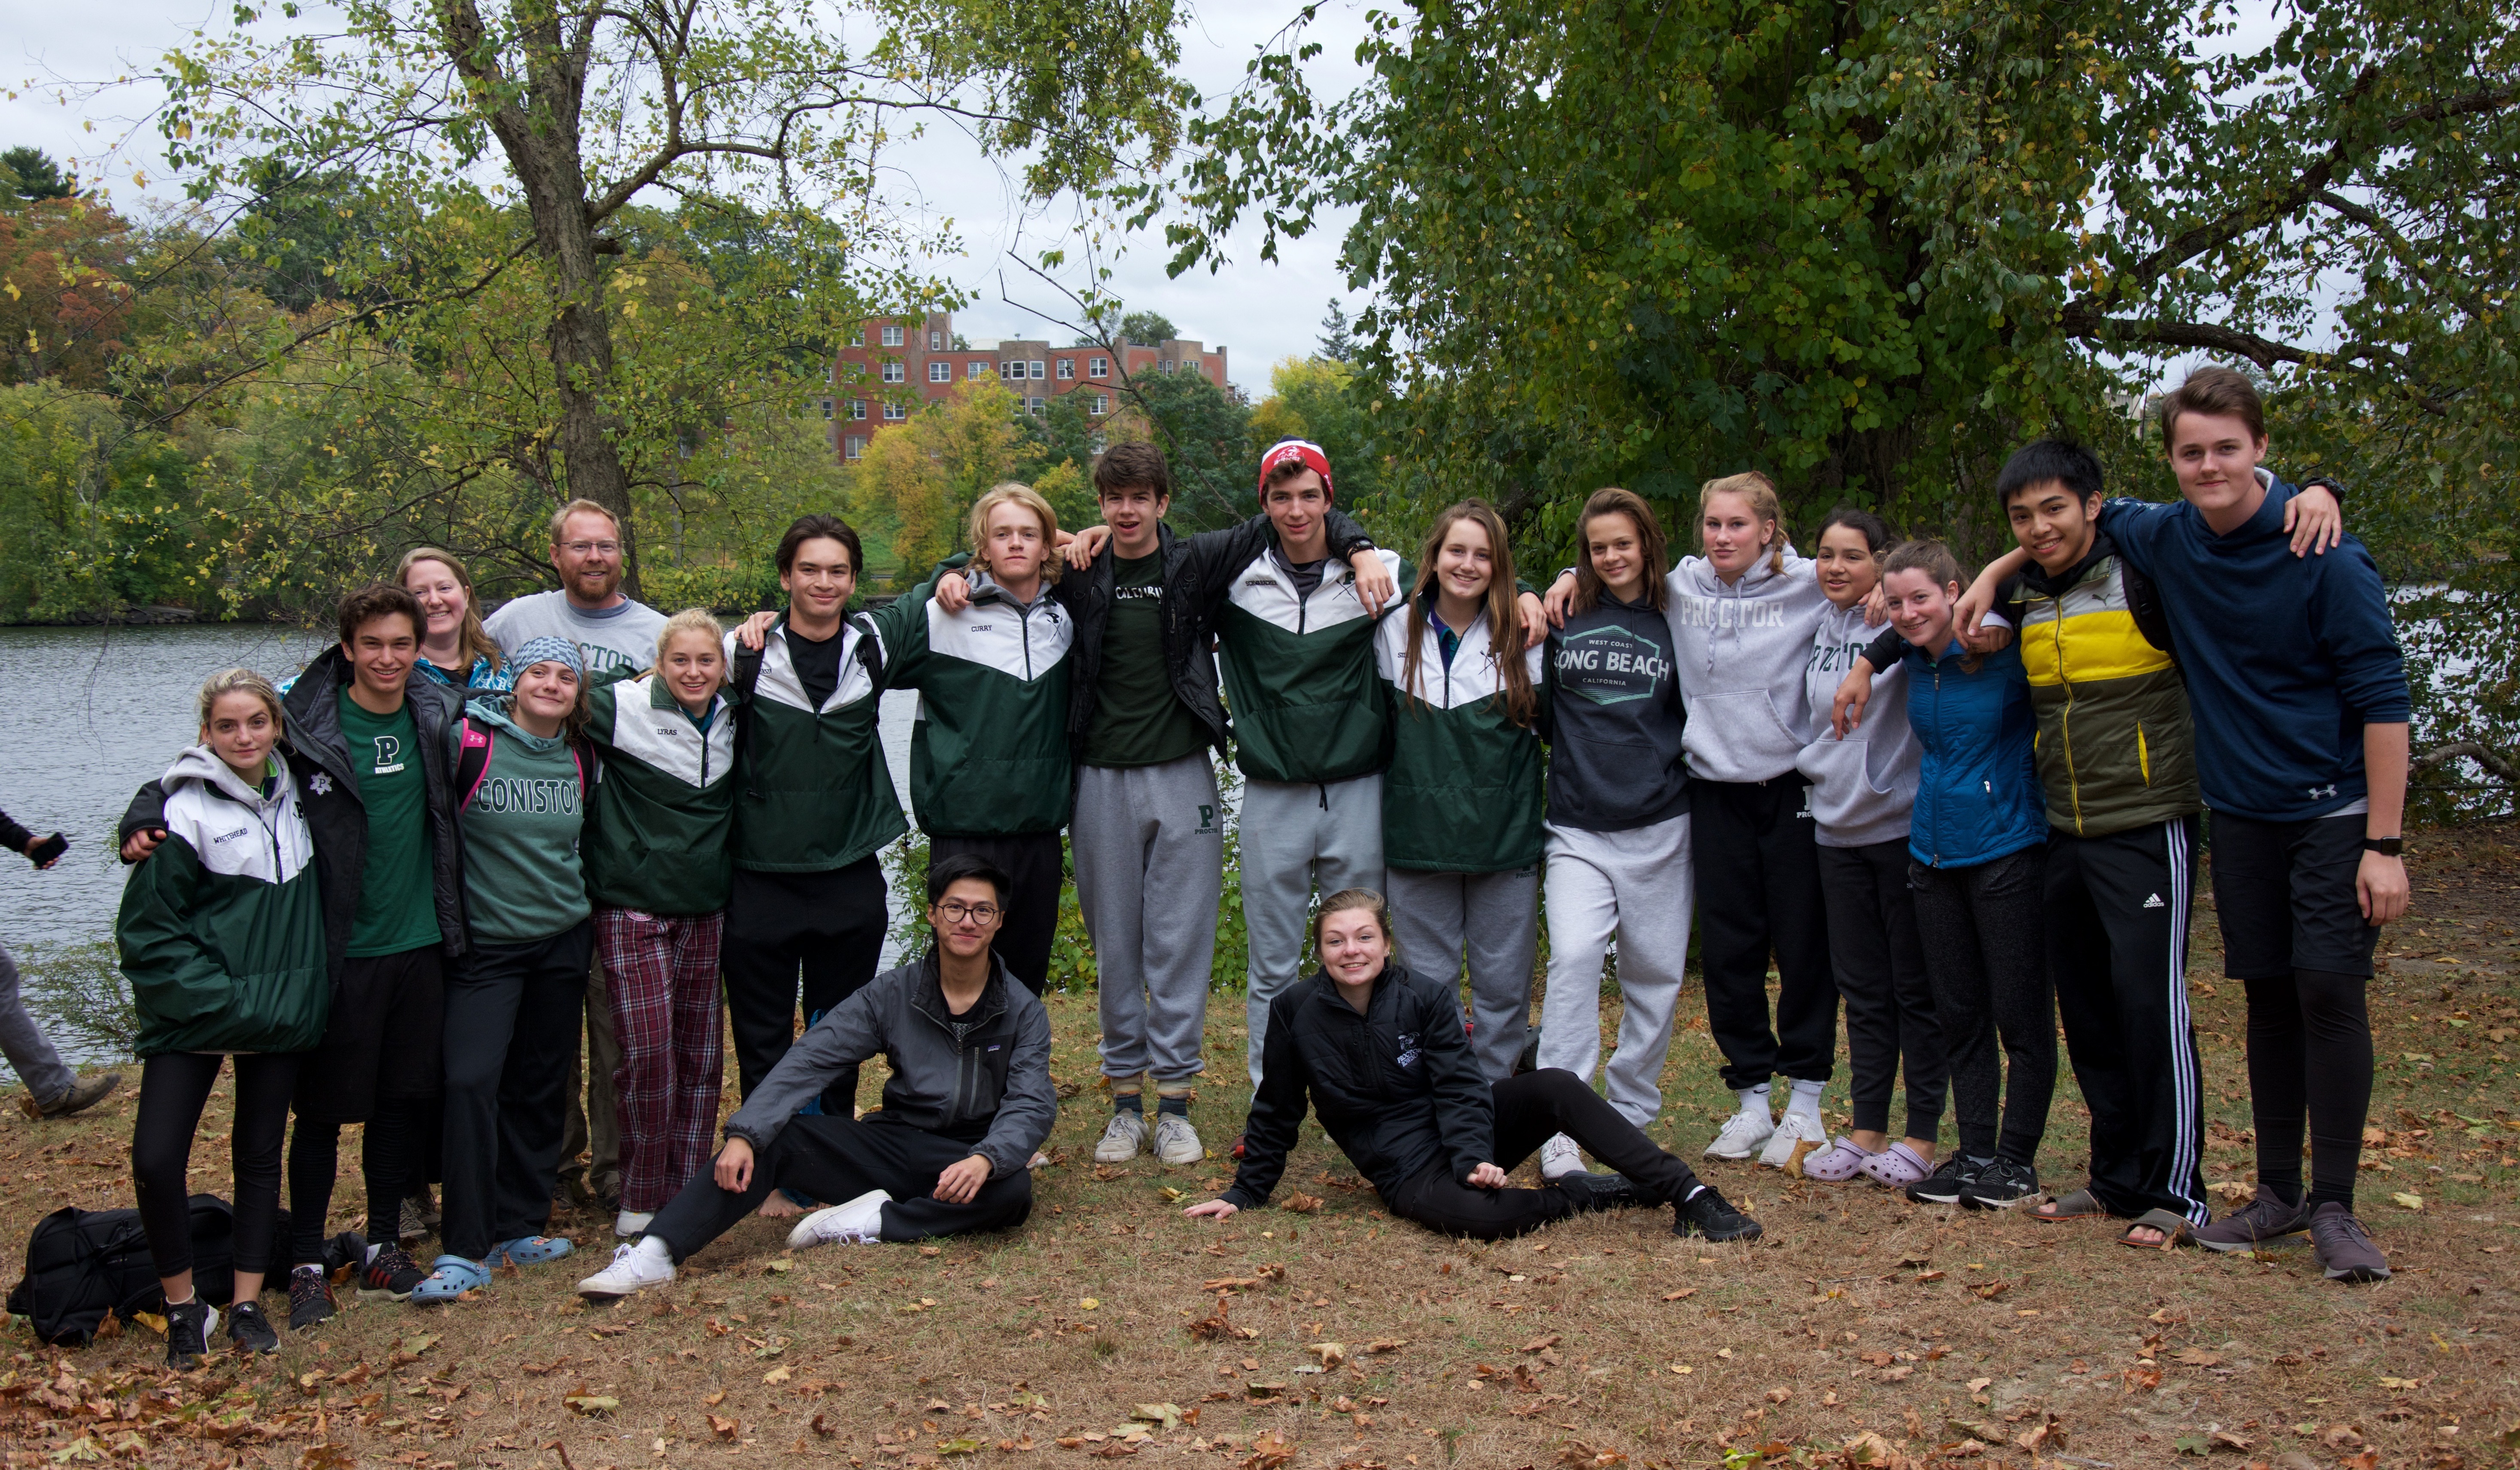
[1869, 541, 2053, 1211]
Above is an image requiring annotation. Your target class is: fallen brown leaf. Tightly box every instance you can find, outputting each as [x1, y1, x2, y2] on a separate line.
[1282, 1191, 1323, 1214]
[709, 1413, 739, 1441]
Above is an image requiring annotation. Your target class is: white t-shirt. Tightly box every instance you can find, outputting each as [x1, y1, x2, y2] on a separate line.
[482, 590, 669, 678]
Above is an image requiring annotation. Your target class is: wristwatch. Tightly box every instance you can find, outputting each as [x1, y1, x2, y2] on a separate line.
[2301, 475, 2347, 502]
[2362, 836, 2403, 857]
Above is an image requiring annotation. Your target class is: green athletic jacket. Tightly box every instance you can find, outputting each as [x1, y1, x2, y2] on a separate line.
[581, 671, 738, 915]
[1374, 599, 1551, 872]
[116, 746, 329, 1057]
[861, 568, 1074, 837]
[723, 618, 907, 871]
[1213, 548, 1411, 784]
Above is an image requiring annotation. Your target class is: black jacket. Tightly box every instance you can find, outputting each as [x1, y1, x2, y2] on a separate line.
[1050, 509, 1376, 755]
[1223, 961, 1492, 1208]
[121, 648, 468, 977]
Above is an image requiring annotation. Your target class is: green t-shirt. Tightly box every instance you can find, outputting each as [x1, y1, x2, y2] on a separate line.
[337, 692, 442, 957]
[458, 714, 591, 945]
[1082, 552, 1207, 768]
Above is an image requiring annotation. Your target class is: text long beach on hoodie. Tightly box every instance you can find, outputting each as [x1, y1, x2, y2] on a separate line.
[1375, 600, 1550, 873]
[1543, 591, 1690, 831]
[863, 568, 1075, 838]
[2095, 473, 2410, 823]
[1214, 548, 1411, 784]
[115, 747, 330, 1056]
[723, 616, 907, 871]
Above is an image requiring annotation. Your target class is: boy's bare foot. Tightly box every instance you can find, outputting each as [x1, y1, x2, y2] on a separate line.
[757, 1193, 806, 1219]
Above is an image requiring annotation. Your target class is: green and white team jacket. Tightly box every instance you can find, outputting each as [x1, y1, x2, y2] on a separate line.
[724, 620, 907, 872]
[1373, 605, 1550, 873]
[1214, 548, 1409, 784]
[581, 673, 738, 915]
[863, 570, 1074, 837]
[116, 746, 329, 1057]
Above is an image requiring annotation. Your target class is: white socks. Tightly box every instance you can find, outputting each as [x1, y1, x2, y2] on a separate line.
[1785, 1078, 1826, 1124]
[1733, 1083, 1771, 1118]
[630, 1236, 671, 1269]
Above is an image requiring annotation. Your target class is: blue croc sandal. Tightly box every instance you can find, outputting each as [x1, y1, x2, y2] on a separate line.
[410, 1255, 491, 1305]
[487, 1235, 575, 1266]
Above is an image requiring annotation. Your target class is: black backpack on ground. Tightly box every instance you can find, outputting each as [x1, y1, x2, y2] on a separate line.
[6, 1195, 364, 1347]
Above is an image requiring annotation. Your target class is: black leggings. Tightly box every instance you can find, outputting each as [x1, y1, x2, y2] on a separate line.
[1909, 847, 2055, 1165]
[1819, 840, 1947, 1139]
[131, 1052, 301, 1281]
[289, 1098, 425, 1265]
[1379, 1069, 1704, 1241]
[2245, 969, 2373, 1209]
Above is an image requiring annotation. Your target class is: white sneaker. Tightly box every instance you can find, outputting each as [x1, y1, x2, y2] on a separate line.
[1538, 1132, 1585, 1180]
[577, 1239, 675, 1300]
[1757, 1109, 1828, 1168]
[613, 1209, 654, 1238]
[1152, 1113, 1203, 1166]
[1093, 1109, 1147, 1163]
[787, 1189, 892, 1249]
[1704, 1110, 1777, 1161]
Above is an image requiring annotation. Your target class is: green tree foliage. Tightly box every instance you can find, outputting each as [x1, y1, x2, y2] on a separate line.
[1246, 355, 1384, 515]
[0, 149, 78, 205]
[1164, 0, 2520, 788]
[1118, 309, 1179, 345]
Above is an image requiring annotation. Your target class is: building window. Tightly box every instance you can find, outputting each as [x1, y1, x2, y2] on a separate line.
[848, 329, 863, 347]
[850, 399, 867, 420]
[1056, 358, 1074, 380]
[881, 324, 904, 347]
[820, 399, 834, 420]
[1029, 360, 1047, 380]
[882, 362, 904, 383]
[844, 435, 866, 459]
[1091, 393, 1109, 415]
[928, 361, 950, 383]
[967, 361, 986, 380]
[1089, 357, 1108, 378]
[884, 401, 908, 421]
[1028, 396, 1046, 416]
[928, 330, 942, 350]
[1160, 359, 1175, 373]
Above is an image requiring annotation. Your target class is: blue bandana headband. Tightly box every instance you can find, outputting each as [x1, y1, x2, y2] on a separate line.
[510, 635, 584, 680]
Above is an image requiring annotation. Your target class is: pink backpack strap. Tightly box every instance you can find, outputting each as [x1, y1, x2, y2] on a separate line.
[455, 718, 496, 811]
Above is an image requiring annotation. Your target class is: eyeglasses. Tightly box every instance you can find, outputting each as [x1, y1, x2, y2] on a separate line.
[560, 541, 621, 556]
[935, 901, 1001, 923]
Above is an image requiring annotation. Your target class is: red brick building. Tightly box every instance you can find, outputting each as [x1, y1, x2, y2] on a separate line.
[819, 310, 1230, 460]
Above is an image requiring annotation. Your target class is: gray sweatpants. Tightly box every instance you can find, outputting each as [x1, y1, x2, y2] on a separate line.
[1074, 755, 1225, 1087]
[1239, 773, 1383, 1086]
[1537, 813, 1695, 1128]
[0, 941, 74, 1105]
[1386, 866, 1540, 1082]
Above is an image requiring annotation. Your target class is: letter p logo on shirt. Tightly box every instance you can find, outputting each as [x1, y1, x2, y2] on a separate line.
[371, 734, 405, 774]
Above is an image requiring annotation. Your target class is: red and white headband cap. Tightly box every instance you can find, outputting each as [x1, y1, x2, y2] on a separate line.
[1256, 439, 1334, 500]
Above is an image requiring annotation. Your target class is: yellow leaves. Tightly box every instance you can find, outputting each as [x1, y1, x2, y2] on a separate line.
[2391, 1191, 2424, 1211]
[562, 1388, 618, 1416]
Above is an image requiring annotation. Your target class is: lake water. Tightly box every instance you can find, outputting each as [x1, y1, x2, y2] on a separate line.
[0, 624, 921, 1082]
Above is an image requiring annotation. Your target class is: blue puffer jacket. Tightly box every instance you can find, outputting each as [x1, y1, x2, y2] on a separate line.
[1901, 638, 2044, 870]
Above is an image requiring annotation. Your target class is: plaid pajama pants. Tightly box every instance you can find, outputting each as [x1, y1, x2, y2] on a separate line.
[599, 907, 727, 1213]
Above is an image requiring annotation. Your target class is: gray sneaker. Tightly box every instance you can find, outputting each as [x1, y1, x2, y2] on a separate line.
[2195, 1183, 2310, 1254]
[1151, 1113, 1204, 1166]
[2308, 1202, 2389, 1282]
[1093, 1109, 1147, 1164]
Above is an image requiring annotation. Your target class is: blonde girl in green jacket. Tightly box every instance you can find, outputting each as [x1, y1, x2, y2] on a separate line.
[120, 669, 327, 1368]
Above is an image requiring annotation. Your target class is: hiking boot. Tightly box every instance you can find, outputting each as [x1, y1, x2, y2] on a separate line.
[1093, 1108, 1147, 1163]
[288, 1265, 338, 1330]
[2195, 1184, 2311, 1254]
[227, 1300, 280, 1354]
[413, 1185, 441, 1230]
[1553, 1171, 1644, 1214]
[1152, 1113, 1204, 1166]
[359, 1245, 427, 1301]
[398, 1196, 427, 1244]
[165, 1297, 219, 1371]
[20, 1071, 120, 1120]
[1958, 1159, 2041, 1210]
[2309, 1202, 2389, 1282]
[1905, 1153, 1982, 1206]
[1539, 1133, 1584, 1180]
[1674, 1185, 1763, 1242]
[1704, 1109, 1777, 1161]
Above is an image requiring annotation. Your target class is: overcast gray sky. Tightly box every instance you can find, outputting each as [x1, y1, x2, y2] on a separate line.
[2, 0, 1378, 396]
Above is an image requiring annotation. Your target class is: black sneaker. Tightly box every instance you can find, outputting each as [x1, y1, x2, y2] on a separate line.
[228, 1300, 280, 1354]
[1552, 1170, 1645, 1213]
[289, 1264, 338, 1330]
[165, 1297, 219, 1371]
[1674, 1185, 1763, 1242]
[1958, 1159, 2041, 1210]
[359, 1245, 427, 1300]
[1905, 1153, 1983, 1205]
[2309, 1202, 2390, 1283]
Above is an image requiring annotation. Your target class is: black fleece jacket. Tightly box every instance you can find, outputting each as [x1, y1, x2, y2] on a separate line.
[1224, 961, 1492, 1209]
[121, 648, 468, 977]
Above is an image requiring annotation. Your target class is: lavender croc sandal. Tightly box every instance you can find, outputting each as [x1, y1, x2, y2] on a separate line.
[1801, 1137, 1877, 1182]
[1857, 1141, 1934, 1189]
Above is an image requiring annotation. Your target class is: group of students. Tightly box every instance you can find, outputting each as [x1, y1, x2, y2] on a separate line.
[93, 361, 2412, 1366]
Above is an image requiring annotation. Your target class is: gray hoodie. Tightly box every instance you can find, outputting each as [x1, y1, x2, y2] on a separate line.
[721, 951, 1055, 1180]
[1662, 548, 1832, 784]
[1794, 600, 1920, 849]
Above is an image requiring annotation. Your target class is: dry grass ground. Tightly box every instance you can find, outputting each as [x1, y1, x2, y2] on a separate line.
[3, 827, 2516, 1470]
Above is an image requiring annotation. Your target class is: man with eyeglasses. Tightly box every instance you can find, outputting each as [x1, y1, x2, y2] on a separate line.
[483, 497, 669, 1221]
[575, 854, 1053, 1293]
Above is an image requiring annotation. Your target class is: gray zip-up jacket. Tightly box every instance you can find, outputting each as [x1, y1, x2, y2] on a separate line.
[720, 952, 1055, 1180]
